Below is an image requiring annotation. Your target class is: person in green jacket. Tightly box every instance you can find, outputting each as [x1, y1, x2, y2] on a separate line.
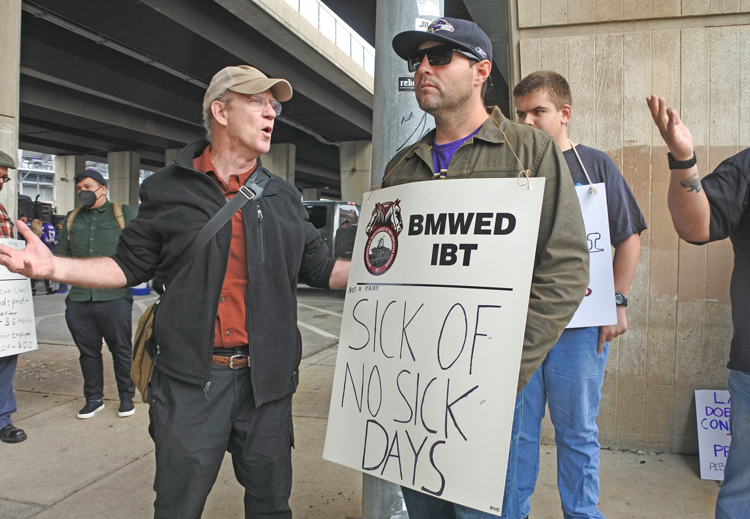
[55, 169, 138, 420]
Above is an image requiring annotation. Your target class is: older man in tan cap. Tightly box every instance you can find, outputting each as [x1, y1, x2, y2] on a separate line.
[0, 149, 26, 445]
[0, 66, 349, 517]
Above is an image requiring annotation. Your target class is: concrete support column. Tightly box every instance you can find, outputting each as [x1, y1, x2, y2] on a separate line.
[164, 148, 181, 168]
[0, 0, 21, 221]
[339, 141, 372, 204]
[107, 151, 140, 208]
[371, 0, 443, 186]
[263, 143, 296, 184]
[53, 155, 85, 214]
[301, 187, 320, 201]
[364, 0, 443, 516]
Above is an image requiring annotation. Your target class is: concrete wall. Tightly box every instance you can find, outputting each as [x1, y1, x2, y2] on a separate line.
[0, 0, 21, 220]
[508, 2, 750, 454]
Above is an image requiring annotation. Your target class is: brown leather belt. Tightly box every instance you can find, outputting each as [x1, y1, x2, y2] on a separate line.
[211, 354, 249, 369]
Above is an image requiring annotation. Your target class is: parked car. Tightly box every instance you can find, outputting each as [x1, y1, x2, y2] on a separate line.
[303, 200, 360, 260]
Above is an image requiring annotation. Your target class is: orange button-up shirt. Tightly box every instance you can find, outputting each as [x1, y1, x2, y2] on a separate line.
[193, 147, 253, 348]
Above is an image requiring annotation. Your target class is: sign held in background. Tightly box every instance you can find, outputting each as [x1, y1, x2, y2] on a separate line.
[0, 239, 38, 358]
[566, 183, 617, 329]
[695, 389, 731, 481]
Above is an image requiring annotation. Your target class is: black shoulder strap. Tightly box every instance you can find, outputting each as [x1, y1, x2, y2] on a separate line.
[162, 167, 274, 291]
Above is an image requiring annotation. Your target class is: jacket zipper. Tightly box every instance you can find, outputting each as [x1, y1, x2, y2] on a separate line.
[257, 206, 266, 265]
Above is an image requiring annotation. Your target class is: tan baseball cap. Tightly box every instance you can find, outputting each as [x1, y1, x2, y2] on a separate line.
[203, 65, 293, 111]
[0, 150, 16, 169]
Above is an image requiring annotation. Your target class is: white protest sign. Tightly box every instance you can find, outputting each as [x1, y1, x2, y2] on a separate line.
[0, 239, 38, 358]
[566, 183, 617, 329]
[695, 389, 732, 481]
[323, 178, 545, 513]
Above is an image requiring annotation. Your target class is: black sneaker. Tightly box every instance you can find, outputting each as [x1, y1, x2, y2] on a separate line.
[118, 399, 135, 418]
[77, 400, 104, 419]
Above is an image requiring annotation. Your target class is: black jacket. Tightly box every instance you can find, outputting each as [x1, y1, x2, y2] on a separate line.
[112, 140, 336, 406]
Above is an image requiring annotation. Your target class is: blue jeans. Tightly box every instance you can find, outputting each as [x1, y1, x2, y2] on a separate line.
[517, 327, 607, 519]
[716, 369, 750, 519]
[401, 391, 523, 519]
[0, 354, 19, 428]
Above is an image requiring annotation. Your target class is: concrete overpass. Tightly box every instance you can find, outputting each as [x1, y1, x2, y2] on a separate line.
[3, 0, 511, 211]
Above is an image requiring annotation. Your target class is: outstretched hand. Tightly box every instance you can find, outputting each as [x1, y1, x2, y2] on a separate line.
[0, 220, 55, 279]
[646, 95, 695, 161]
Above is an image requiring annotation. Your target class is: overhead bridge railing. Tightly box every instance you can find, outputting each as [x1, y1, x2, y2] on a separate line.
[284, 0, 375, 77]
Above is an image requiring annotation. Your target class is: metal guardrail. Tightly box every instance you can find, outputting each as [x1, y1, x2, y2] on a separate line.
[284, 0, 375, 77]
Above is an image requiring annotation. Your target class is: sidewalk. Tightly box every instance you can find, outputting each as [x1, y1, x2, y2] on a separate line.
[1, 295, 720, 518]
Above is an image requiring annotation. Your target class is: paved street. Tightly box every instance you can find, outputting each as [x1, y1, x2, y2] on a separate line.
[1, 286, 721, 518]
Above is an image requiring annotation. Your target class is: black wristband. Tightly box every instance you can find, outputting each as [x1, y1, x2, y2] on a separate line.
[667, 151, 697, 170]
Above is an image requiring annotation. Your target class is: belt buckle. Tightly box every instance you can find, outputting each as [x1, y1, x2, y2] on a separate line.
[228, 354, 245, 369]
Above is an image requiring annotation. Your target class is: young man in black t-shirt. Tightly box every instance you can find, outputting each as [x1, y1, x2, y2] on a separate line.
[514, 71, 647, 519]
[648, 94, 750, 519]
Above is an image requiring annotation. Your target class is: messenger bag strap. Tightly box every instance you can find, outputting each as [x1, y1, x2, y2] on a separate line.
[161, 166, 273, 291]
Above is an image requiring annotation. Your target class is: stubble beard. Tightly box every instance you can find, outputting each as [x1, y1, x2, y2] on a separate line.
[416, 79, 476, 127]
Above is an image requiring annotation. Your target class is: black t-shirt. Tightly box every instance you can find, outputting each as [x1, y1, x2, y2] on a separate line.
[695, 148, 750, 373]
[564, 144, 647, 246]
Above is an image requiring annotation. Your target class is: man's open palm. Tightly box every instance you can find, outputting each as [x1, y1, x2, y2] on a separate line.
[0, 220, 55, 279]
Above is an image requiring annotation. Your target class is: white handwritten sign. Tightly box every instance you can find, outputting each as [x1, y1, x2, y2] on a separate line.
[566, 183, 617, 329]
[323, 178, 545, 513]
[0, 239, 38, 358]
[695, 389, 732, 481]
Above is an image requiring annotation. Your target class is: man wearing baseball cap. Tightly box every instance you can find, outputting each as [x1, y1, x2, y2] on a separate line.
[385, 19, 588, 518]
[54, 169, 138, 420]
[0, 149, 27, 444]
[0, 65, 349, 517]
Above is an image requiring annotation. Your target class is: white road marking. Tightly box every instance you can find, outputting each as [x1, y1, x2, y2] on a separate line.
[134, 298, 158, 313]
[297, 320, 338, 340]
[297, 303, 343, 317]
[35, 311, 66, 324]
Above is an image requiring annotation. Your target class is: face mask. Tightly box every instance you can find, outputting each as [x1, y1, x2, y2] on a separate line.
[78, 189, 99, 208]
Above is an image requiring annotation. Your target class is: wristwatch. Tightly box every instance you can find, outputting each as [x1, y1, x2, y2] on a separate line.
[667, 151, 697, 170]
[615, 292, 628, 307]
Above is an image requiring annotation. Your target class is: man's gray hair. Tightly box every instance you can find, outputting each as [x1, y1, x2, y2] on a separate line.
[202, 90, 239, 143]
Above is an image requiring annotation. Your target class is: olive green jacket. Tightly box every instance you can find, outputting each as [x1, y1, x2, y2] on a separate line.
[383, 106, 590, 392]
[55, 200, 137, 302]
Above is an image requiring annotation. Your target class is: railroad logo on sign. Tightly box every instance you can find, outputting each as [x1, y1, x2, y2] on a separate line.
[364, 200, 403, 276]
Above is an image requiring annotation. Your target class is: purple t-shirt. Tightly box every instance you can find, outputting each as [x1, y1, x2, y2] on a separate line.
[431, 126, 483, 178]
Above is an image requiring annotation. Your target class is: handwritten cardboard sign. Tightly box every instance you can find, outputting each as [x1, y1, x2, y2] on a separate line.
[566, 183, 617, 329]
[695, 389, 732, 481]
[323, 178, 545, 513]
[0, 239, 38, 358]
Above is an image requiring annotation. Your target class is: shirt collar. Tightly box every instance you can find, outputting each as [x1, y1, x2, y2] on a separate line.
[404, 105, 509, 159]
[85, 199, 112, 213]
[192, 145, 255, 190]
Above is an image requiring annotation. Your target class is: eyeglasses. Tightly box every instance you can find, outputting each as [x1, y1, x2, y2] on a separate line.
[407, 45, 478, 72]
[0, 176, 10, 183]
[247, 95, 282, 117]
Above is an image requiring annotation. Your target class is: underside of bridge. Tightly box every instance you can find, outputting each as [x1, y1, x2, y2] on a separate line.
[18, 0, 509, 198]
